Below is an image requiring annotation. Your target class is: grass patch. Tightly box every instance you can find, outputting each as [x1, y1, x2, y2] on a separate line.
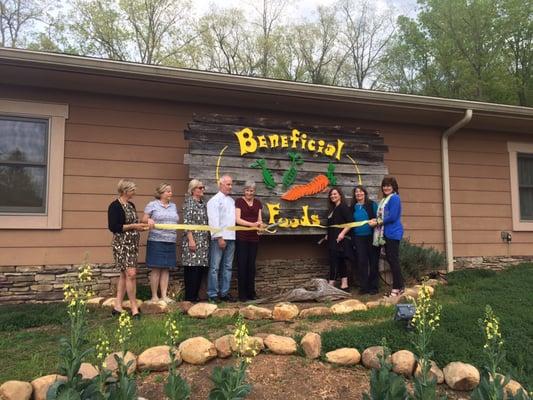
[321, 263, 533, 391]
[0, 303, 67, 331]
[0, 264, 531, 392]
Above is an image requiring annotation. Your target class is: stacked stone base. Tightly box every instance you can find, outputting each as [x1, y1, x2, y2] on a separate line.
[0, 258, 329, 304]
[2, 256, 532, 304]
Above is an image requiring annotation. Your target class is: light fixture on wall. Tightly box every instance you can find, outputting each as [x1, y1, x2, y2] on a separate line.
[501, 231, 512, 243]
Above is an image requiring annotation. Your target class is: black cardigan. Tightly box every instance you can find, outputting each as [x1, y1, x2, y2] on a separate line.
[108, 199, 136, 234]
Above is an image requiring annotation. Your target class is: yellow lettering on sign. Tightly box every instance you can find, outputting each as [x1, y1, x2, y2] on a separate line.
[266, 203, 321, 229]
[234, 127, 346, 160]
[235, 128, 257, 155]
[267, 203, 280, 224]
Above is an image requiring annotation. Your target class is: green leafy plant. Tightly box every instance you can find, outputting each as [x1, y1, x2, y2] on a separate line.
[250, 159, 275, 189]
[107, 312, 137, 400]
[409, 285, 444, 400]
[208, 315, 253, 400]
[363, 340, 408, 400]
[326, 162, 337, 185]
[47, 261, 100, 400]
[164, 314, 191, 400]
[470, 305, 531, 400]
[399, 239, 445, 280]
[282, 151, 304, 188]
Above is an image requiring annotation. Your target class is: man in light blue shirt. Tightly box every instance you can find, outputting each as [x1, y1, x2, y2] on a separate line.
[207, 175, 236, 302]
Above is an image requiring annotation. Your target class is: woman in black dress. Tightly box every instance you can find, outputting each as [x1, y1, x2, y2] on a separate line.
[325, 187, 354, 291]
[107, 179, 149, 318]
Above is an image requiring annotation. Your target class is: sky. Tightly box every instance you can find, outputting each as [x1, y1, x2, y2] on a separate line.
[192, 0, 419, 20]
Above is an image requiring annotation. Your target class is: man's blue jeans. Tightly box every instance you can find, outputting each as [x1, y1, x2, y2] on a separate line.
[207, 239, 235, 299]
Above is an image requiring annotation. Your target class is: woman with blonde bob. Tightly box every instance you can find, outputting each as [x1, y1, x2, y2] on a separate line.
[107, 179, 149, 319]
[181, 179, 209, 302]
[142, 183, 179, 303]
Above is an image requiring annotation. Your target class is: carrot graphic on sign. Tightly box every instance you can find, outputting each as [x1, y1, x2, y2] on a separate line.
[281, 174, 329, 201]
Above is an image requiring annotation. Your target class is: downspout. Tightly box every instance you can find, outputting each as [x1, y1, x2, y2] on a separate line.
[442, 109, 473, 272]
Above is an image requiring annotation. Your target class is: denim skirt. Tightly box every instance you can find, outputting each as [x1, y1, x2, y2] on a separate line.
[146, 240, 177, 268]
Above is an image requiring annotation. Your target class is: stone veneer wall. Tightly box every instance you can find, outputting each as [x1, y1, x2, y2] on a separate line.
[0, 258, 330, 304]
[2, 256, 532, 304]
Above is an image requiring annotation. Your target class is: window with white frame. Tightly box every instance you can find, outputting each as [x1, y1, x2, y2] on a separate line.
[0, 99, 68, 229]
[508, 142, 533, 230]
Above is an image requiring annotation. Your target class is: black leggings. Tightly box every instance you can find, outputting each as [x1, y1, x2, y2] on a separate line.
[236, 240, 258, 300]
[354, 235, 380, 291]
[384, 237, 404, 290]
[183, 266, 205, 301]
[329, 249, 348, 280]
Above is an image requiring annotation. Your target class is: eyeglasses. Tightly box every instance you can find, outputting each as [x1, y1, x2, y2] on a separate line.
[196, 186, 205, 190]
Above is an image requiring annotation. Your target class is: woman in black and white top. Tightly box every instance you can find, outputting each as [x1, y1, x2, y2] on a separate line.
[107, 179, 149, 319]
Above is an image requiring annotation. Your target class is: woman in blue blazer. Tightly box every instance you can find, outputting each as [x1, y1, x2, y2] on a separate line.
[373, 176, 404, 296]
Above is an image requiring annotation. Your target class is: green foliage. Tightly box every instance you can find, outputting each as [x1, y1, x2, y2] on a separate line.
[106, 354, 137, 400]
[363, 343, 408, 400]
[471, 371, 508, 400]
[282, 151, 304, 189]
[380, 0, 532, 106]
[250, 159, 275, 190]
[326, 162, 337, 185]
[208, 360, 252, 400]
[399, 238, 445, 280]
[0, 303, 67, 331]
[323, 264, 533, 391]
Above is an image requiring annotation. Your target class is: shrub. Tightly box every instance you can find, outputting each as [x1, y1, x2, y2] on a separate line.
[399, 238, 446, 280]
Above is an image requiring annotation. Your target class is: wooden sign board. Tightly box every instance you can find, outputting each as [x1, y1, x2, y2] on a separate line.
[184, 114, 388, 235]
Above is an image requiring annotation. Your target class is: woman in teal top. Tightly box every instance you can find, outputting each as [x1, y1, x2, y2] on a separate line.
[351, 185, 379, 294]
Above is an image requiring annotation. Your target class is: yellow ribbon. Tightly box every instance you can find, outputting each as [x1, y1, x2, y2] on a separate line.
[154, 220, 370, 233]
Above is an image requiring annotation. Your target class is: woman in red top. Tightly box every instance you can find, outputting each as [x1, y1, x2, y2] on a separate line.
[235, 180, 263, 301]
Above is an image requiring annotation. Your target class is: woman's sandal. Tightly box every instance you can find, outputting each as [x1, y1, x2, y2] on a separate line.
[386, 289, 405, 298]
[111, 308, 122, 316]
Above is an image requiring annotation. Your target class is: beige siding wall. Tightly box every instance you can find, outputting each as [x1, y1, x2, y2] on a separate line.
[1, 85, 532, 266]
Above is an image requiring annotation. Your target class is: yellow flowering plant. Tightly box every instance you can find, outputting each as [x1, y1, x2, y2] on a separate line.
[48, 259, 101, 399]
[209, 315, 253, 399]
[410, 284, 443, 400]
[164, 313, 191, 400]
[108, 311, 137, 400]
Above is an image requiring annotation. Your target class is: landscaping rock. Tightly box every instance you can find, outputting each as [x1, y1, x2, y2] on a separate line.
[138, 345, 179, 371]
[272, 302, 299, 321]
[214, 335, 233, 358]
[0, 380, 32, 400]
[299, 306, 332, 318]
[264, 334, 297, 355]
[402, 287, 419, 300]
[87, 297, 105, 306]
[212, 308, 238, 318]
[122, 299, 143, 309]
[425, 279, 441, 287]
[325, 348, 361, 366]
[380, 295, 402, 305]
[104, 351, 137, 375]
[215, 334, 265, 358]
[78, 363, 99, 379]
[493, 374, 527, 398]
[414, 360, 444, 384]
[31, 375, 66, 400]
[300, 332, 321, 359]
[391, 350, 416, 377]
[240, 305, 272, 320]
[179, 337, 217, 365]
[140, 300, 168, 314]
[102, 298, 116, 308]
[443, 362, 480, 391]
[331, 299, 367, 314]
[187, 302, 218, 318]
[362, 346, 388, 369]
[365, 300, 382, 309]
[172, 301, 194, 313]
[414, 285, 435, 296]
